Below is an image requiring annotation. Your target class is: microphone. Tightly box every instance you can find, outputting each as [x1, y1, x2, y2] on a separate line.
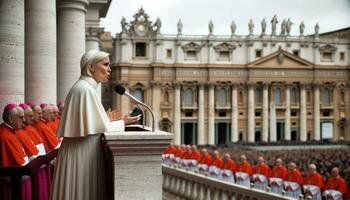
[114, 85, 155, 132]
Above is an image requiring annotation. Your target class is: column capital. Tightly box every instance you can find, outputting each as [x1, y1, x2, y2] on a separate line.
[172, 81, 182, 89]
[246, 81, 256, 89]
[57, 0, 89, 13]
[299, 81, 312, 89]
[116, 80, 129, 88]
[86, 27, 104, 39]
[262, 82, 270, 89]
[312, 81, 322, 89]
[149, 80, 162, 88]
[207, 82, 216, 89]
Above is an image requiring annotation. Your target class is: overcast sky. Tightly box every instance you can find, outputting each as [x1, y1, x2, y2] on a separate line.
[101, 0, 350, 36]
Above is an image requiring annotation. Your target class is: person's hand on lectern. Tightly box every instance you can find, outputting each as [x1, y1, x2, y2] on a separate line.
[123, 112, 141, 125]
[107, 108, 122, 121]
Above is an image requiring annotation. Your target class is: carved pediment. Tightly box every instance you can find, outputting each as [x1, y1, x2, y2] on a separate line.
[247, 48, 314, 69]
[120, 7, 161, 37]
[213, 42, 236, 52]
[182, 42, 202, 52]
[319, 44, 337, 53]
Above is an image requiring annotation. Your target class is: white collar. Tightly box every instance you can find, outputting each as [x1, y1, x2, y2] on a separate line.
[80, 76, 99, 89]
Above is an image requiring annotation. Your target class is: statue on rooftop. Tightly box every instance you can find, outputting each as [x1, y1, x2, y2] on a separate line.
[315, 23, 320, 37]
[280, 19, 286, 35]
[177, 19, 183, 35]
[299, 21, 305, 36]
[271, 14, 278, 36]
[248, 19, 254, 35]
[286, 18, 293, 36]
[231, 20, 237, 36]
[121, 17, 129, 33]
[209, 20, 214, 34]
[261, 18, 267, 35]
[153, 17, 162, 34]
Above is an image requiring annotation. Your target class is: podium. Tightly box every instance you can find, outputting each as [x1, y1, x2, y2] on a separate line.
[104, 126, 173, 200]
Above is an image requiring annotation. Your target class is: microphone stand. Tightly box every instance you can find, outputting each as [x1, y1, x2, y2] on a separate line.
[135, 104, 145, 129]
[131, 100, 155, 132]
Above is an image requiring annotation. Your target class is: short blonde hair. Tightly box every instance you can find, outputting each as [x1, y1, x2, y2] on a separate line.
[80, 50, 109, 76]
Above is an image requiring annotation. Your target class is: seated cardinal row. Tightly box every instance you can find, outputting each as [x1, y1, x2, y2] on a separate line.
[0, 102, 63, 200]
[162, 144, 349, 200]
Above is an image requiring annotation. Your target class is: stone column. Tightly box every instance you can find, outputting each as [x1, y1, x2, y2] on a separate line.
[208, 83, 215, 145]
[86, 27, 103, 51]
[270, 87, 277, 142]
[231, 84, 238, 142]
[197, 84, 205, 145]
[300, 84, 307, 141]
[174, 83, 181, 144]
[25, 0, 57, 104]
[247, 83, 255, 142]
[0, 0, 24, 117]
[57, 0, 89, 100]
[285, 85, 291, 140]
[313, 83, 321, 140]
[151, 81, 161, 130]
[262, 83, 269, 142]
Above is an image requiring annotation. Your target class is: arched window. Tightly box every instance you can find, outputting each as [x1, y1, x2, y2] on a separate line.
[254, 88, 263, 103]
[274, 88, 281, 104]
[217, 88, 227, 106]
[307, 91, 311, 103]
[340, 90, 345, 103]
[321, 88, 331, 104]
[290, 88, 299, 103]
[164, 91, 169, 103]
[238, 91, 243, 104]
[184, 88, 193, 105]
[134, 88, 143, 102]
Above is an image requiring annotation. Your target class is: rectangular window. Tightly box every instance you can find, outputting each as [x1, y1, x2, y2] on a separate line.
[340, 52, 345, 61]
[293, 50, 300, 57]
[255, 49, 262, 58]
[255, 111, 261, 117]
[166, 49, 172, 59]
[322, 52, 332, 62]
[219, 51, 230, 60]
[186, 50, 197, 59]
[219, 112, 226, 117]
[135, 42, 146, 57]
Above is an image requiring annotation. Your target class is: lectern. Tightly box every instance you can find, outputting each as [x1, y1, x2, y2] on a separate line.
[104, 125, 173, 200]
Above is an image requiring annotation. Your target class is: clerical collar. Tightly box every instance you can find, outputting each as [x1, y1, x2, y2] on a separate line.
[4, 122, 15, 131]
[80, 76, 99, 89]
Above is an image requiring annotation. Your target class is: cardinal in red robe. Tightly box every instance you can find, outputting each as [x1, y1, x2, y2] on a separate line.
[253, 156, 270, 190]
[191, 145, 201, 161]
[210, 150, 223, 168]
[41, 103, 58, 134]
[254, 156, 270, 177]
[303, 163, 324, 189]
[32, 105, 60, 152]
[271, 158, 287, 179]
[323, 167, 348, 198]
[237, 154, 253, 175]
[0, 104, 31, 200]
[222, 153, 236, 173]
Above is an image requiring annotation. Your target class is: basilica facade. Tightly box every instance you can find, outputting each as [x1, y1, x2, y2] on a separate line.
[103, 8, 350, 145]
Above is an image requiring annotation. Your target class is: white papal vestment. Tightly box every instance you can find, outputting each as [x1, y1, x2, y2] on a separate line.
[50, 76, 124, 200]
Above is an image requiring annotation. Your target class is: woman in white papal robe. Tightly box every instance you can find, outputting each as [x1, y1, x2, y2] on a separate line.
[50, 50, 140, 200]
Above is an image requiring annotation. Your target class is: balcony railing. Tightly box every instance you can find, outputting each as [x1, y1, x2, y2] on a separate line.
[162, 165, 296, 200]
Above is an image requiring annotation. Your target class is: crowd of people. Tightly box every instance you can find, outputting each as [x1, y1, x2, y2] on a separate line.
[0, 102, 63, 200]
[163, 144, 350, 200]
